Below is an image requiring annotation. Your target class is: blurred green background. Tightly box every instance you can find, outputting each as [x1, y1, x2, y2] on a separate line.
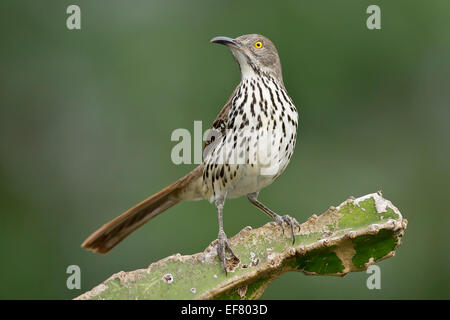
[1, 0, 449, 299]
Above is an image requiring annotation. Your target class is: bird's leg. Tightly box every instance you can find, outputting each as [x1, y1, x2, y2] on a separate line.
[216, 197, 239, 274]
[247, 192, 301, 244]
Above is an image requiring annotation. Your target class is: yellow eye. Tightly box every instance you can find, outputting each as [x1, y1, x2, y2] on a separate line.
[254, 41, 263, 49]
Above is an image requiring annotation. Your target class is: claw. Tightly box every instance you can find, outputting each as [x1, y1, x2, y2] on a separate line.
[217, 231, 240, 274]
[274, 214, 300, 245]
[247, 195, 301, 246]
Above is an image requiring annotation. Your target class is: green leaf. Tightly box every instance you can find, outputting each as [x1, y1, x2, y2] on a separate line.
[76, 192, 407, 300]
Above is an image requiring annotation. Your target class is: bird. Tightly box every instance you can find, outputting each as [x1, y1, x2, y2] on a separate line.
[82, 34, 300, 273]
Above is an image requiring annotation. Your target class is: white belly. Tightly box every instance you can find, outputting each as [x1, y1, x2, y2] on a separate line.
[202, 75, 298, 201]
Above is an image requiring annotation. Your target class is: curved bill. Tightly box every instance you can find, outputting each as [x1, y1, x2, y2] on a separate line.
[210, 36, 240, 48]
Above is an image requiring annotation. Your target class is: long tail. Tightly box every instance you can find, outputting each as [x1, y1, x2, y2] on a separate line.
[82, 166, 203, 254]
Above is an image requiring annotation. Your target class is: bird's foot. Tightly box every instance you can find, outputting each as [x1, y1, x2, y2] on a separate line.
[273, 214, 301, 244]
[217, 231, 240, 274]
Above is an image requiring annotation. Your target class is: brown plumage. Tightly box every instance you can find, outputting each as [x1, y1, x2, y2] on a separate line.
[82, 66, 238, 255]
[81, 167, 203, 253]
[82, 34, 300, 273]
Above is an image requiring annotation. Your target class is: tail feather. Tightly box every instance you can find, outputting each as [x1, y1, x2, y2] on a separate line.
[82, 167, 202, 254]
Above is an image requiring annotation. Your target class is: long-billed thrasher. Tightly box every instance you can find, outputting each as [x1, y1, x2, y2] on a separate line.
[82, 34, 300, 273]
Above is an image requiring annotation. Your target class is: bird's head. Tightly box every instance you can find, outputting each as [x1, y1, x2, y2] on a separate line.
[211, 34, 283, 83]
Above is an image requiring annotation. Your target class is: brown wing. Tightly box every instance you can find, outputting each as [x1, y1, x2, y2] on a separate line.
[203, 85, 240, 160]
